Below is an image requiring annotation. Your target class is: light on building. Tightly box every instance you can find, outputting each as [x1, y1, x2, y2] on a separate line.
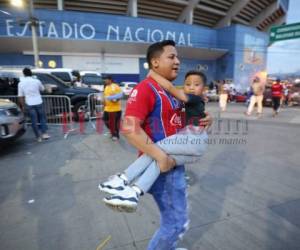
[143, 62, 149, 69]
[38, 60, 43, 67]
[10, 0, 24, 8]
[48, 60, 56, 68]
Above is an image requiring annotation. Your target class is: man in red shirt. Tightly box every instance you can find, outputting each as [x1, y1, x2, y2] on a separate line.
[121, 40, 212, 249]
[271, 78, 283, 117]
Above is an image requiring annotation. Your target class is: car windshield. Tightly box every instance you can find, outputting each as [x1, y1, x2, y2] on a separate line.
[82, 75, 103, 85]
[51, 72, 71, 82]
[33, 73, 69, 88]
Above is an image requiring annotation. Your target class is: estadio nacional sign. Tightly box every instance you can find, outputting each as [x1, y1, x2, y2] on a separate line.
[0, 9, 211, 47]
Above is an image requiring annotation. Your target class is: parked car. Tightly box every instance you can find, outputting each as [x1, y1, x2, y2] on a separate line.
[289, 83, 300, 106]
[233, 92, 247, 103]
[0, 99, 26, 144]
[0, 69, 98, 121]
[205, 89, 219, 102]
[80, 71, 104, 92]
[34, 68, 79, 86]
[119, 82, 138, 96]
[263, 86, 273, 107]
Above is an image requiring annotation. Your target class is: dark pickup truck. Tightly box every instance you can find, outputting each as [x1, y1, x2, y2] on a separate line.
[0, 69, 98, 120]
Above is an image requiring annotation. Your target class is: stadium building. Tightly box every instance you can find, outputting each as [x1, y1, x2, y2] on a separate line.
[0, 0, 289, 89]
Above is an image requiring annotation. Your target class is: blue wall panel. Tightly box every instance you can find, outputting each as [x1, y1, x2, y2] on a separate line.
[233, 25, 268, 90]
[109, 74, 139, 83]
[216, 26, 236, 81]
[0, 53, 62, 68]
[215, 25, 268, 90]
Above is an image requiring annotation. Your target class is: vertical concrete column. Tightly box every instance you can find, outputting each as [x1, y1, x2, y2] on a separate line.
[57, 0, 64, 11]
[128, 0, 138, 17]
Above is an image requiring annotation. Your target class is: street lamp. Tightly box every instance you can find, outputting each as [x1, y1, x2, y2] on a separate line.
[11, 0, 40, 68]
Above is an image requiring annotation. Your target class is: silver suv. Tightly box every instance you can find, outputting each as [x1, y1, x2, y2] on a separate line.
[0, 99, 26, 143]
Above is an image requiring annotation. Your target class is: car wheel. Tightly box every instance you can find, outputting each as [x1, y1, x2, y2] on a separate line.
[74, 100, 90, 121]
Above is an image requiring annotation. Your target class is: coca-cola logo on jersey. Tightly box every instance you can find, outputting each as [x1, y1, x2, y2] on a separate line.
[170, 113, 182, 127]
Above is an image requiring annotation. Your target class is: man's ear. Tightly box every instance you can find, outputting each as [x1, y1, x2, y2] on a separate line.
[151, 58, 159, 68]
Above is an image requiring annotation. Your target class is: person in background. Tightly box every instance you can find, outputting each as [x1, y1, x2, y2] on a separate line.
[18, 67, 50, 142]
[102, 75, 123, 141]
[245, 86, 253, 107]
[73, 72, 88, 88]
[209, 80, 214, 90]
[218, 80, 229, 111]
[282, 83, 289, 107]
[245, 77, 264, 117]
[271, 78, 283, 117]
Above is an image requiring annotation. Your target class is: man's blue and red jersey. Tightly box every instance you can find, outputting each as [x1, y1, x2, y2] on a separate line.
[125, 77, 182, 143]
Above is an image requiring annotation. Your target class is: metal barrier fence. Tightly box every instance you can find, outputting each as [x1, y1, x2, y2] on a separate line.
[42, 95, 73, 125]
[0, 95, 75, 138]
[87, 93, 104, 129]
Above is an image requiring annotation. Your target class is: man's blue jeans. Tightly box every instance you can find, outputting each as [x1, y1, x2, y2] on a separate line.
[147, 165, 189, 250]
[27, 104, 48, 138]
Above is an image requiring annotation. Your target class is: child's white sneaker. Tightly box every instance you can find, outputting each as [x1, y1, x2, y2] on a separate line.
[98, 174, 127, 195]
[103, 185, 139, 213]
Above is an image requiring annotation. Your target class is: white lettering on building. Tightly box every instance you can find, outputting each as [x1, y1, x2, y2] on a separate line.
[146, 29, 151, 42]
[187, 33, 193, 46]
[6, 19, 14, 36]
[106, 25, 119, 41]
[79, 24, 95, 39]
[151, 29, 164, 42]
[62, 22, 72, 38]
[74, 23, 78, 39]
[135, 27, 145, 42]
[123, 27, 133, 41]
[48, 22, 58, 38]
[166, 31, 175, 41]
[38, 21, 45, 37]
[4, 20, 193, 46]
[106, 25, 193, 46]
[178, 32, 186, 45]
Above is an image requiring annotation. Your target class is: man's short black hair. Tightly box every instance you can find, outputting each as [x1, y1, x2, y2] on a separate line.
[23, 67, 32, 77]
[103, 75, 113, 80]
[184, 70, 207, 85]
[146, 40, 176, 68]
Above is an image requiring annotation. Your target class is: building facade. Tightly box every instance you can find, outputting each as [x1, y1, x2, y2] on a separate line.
[0, 0, 289, 90]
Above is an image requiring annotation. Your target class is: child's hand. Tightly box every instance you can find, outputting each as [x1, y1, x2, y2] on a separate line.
[199, 113, 213, 129]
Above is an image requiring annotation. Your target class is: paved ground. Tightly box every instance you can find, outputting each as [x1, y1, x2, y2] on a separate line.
[0, 102, 300, 250]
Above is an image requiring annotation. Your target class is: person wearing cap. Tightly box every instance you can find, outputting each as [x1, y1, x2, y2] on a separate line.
[102, 75, 123, 140]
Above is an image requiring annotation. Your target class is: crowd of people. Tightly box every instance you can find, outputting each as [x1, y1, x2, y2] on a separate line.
[207, 77, 291, 118]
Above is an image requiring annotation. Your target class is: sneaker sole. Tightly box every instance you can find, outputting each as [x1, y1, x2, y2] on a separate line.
[103, 199, 137, 213]
[98, 184, 123, 196]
